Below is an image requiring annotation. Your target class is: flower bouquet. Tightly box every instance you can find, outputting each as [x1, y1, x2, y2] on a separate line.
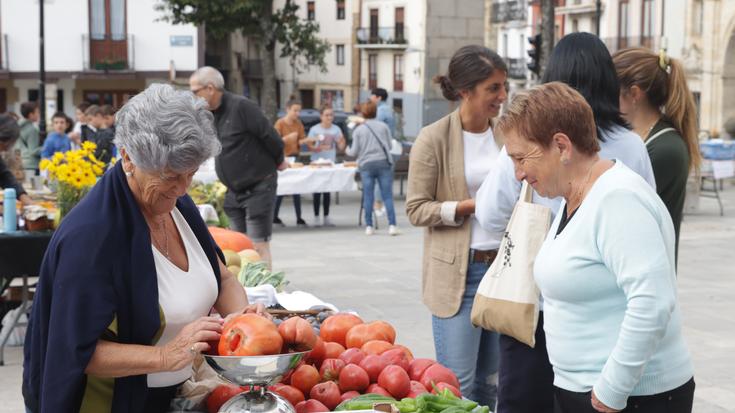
[39, 142, 108, 220]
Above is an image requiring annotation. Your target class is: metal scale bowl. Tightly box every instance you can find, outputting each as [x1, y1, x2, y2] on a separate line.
[204, 351, 310, 413]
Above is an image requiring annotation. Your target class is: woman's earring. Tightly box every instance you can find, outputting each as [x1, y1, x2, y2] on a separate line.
[561, 158, 569, 165]
[125, 171, 133, 177]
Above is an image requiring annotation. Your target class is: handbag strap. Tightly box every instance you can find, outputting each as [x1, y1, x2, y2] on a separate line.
[645, 127, 676, 147]
[520, 180, 533, 203]
[362, 123, 394, 165]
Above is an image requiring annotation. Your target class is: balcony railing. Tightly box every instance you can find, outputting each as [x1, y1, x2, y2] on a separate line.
[356, 27, 408, 48]
[82, 34, 134, 71]
[492, 0, 527, 23]
[603, 36, 659, 53]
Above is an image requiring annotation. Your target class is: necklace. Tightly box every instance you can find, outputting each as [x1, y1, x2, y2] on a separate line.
[641, 118, 660, 141]
[568, 159, 598, 212]
[151, 216, 170, 259]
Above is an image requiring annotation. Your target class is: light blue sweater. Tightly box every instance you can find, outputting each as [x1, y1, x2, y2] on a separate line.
[534, 161, 693, 411]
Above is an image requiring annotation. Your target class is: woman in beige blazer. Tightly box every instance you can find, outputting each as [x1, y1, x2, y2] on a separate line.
[406, 45, 508, 407]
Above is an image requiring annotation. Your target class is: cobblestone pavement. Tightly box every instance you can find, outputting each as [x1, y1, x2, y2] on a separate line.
[1, 183, 733, 412]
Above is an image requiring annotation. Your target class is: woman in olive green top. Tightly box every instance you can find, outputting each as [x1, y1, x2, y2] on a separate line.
[613, 48, 701, 260]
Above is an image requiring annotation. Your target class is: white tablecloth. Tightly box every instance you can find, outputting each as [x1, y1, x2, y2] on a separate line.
[276, 166, 358, 195]
[193, 159, 358, 195]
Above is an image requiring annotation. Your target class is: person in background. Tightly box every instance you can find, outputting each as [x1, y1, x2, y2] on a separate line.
[501, 81, 694, 413]
[475, 32, 655, 413]
[190, 66, 286, 269]
[86, 105, 117, 166]
[369, 88, 395, 217]
[406, 45, 507, 407]
[273, 98, 311, 227]
[41, 112, 71, 159]
[308, 104, 346, 227]
[348, 101, 399, 236]
[613, 47, 701, 260]
[1, 114, 33, 205]
[16, 102, 41, 176]
[70, 101, 92, 149]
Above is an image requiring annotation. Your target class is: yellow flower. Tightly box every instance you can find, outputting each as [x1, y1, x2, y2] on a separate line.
[82, 141, 97, 152]
[39, 159, 50, 171]
[52, 152, 65, 164]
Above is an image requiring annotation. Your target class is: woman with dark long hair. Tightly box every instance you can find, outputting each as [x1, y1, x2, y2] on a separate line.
[406, 45, 508, 407]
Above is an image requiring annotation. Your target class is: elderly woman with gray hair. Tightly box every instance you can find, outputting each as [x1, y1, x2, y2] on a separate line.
[23, 84, 264, 413]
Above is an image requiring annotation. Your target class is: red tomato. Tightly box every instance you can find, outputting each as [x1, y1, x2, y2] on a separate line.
[344, 321, 396, 348]
[309, 381, 342, 410]
[295, 399, 329, 413]
[379, 348, 410, 372]
[319, 313, 364, 347]
[206, 384, 244, 413]
[269, 384, 306, 407]
[323, 342, 346, 359]
[218, 314, 283, 356]
[338, 364, 370, 393]
[290, 364, 321, 395]
[359, 354, 389, 383]
[378, 365, 411, 399]
[407, 380, 429, 398]
[340, 390, 361, 402]
[408, 359, 437, 381]
[420, 364, 460, 391]
[361, 340, 394, 355]
[366, 383, 392, 397]
[339, 348, 367, 366]
[432, 382, 462, 398]
[279, 316, 318, 352]
[306, 338, 326, 368]
[319, 358, 346, 382]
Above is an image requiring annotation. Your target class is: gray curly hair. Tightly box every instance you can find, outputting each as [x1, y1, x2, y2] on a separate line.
[113, 83, 221, 173]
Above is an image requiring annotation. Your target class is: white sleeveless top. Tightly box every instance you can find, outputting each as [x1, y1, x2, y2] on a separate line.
[147, 208, 219, 387]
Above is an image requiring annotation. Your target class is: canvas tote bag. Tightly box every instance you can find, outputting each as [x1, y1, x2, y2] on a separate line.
[471, 181, 551, 347]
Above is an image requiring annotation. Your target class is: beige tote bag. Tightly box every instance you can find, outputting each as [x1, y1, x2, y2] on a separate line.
[471, 181, 551, 347]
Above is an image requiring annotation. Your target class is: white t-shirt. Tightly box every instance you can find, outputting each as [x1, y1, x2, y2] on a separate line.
[147, 208, 219, 388]
[463, 128, 500, 250]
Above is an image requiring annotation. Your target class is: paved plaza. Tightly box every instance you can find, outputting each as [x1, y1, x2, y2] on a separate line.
[1, 182, 734, 412]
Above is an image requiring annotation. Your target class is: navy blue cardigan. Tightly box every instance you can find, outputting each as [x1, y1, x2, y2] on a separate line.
[23, 162, 223, 412]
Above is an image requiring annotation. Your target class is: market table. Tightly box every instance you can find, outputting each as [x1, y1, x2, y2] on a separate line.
[0, 230, 53, 365]
[276, 165, 358, 196]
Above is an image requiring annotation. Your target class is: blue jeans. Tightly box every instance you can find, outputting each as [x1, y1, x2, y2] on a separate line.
[360, 162, 396, 226]
[432, 258, 499, 407]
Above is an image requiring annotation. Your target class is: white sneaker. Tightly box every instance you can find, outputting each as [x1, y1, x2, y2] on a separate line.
[389, 225, 400, 236]
[313, 215, 322, 227]
[323, 216, 335, 227]
[365, 226, 375, 235]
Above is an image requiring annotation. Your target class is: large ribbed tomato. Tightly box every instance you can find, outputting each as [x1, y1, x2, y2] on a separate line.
[218, 314, 283, 356]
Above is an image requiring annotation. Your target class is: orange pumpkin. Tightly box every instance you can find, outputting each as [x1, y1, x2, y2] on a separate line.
[208, 227, 254, 252]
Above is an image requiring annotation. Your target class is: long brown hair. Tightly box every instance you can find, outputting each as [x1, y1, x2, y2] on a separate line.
[613, 47, 701, 174]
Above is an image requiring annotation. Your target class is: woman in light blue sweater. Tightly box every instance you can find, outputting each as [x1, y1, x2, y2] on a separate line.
[498, 82, 694, 413]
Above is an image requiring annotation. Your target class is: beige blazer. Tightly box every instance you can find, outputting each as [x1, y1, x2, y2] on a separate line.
[406, 109, 502, 318]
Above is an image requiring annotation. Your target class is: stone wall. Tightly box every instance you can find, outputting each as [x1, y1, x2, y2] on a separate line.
[421, 0, 486, 128]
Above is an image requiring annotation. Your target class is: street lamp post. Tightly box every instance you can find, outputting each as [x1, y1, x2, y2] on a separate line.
[39, 0, 46, 140]
[595, 0, 602, 36]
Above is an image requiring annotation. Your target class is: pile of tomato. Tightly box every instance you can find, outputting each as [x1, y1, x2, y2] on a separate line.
[206, 313, 460, 413]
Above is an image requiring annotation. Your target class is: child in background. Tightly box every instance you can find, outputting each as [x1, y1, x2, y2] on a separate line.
[308, 104, 346, 226]
[85, 104, 117, 166]
[41, 112, 71, 159]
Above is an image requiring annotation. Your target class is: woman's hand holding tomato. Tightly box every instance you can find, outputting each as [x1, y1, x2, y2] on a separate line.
[161, 316, 224, 371]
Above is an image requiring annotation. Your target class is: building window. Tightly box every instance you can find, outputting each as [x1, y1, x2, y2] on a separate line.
[395, 7, 405, 42]
[307, 1, 315, 20]
[394, 54, 404, 91]
[641, 0, 655, 47]
[368, 54, 378, 90]
[369, 9, 379, 42]
[321, 89, 345, 110]
[393, 98, 403, 113]
[336, 44, 345, 66]
[618, 0, 629, 49]
[90, 0, 126, 40]
[572, 19, 579, 33]
[337, 0, 345, 20]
